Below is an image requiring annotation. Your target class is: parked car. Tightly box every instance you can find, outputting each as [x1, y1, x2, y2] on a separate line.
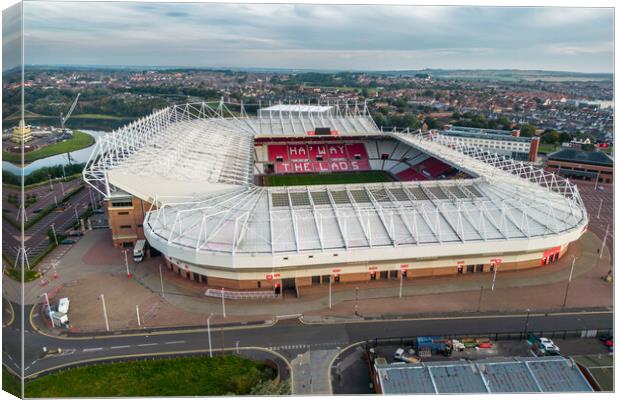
[394, 348, 420, 363]
[536, 337, 561, 356]
[60, 239, 76, 245]
[600, 335, 613, 351]
[92, 209, 105, 214]
[68, 230, 83, 237]
[33, 208, 44, 213]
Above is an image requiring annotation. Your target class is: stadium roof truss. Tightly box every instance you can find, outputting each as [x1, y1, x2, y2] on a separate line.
[83, 102, 588, 257]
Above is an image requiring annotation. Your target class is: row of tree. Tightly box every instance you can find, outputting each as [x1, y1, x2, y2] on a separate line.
[3, 163, 85, 186]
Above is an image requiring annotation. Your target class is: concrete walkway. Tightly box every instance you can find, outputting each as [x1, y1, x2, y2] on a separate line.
[5, 228, 613, 325]
[129, 230, 612, 318]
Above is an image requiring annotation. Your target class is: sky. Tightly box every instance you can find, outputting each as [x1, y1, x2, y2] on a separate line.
[2, 2, 615, 72]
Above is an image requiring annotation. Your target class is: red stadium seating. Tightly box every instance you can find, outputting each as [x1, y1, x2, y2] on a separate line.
[268, 142, 371, 174]
[345, 143, 368, 159]
[268, 145, 289, 162]
[266, 143, 454, 181]
[419, 158, 452, 178]
[396, 168, 428, 181]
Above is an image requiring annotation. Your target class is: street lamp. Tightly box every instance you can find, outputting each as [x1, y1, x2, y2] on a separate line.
[50, 223, 58, 246]
[123, 250, 131, 278]
[221, 288, 226, 318]
[328, 275, 332, 310]
[562, 256, 576, 309]
[524, 308, 531, 336]
[207, 313, 214, 357]
[98, 293, 110, 332]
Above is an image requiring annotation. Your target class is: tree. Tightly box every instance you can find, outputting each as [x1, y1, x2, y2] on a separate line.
[581, 143, 595, 151]
[541, 130, 561, 144]
[520, 124, 536, 137]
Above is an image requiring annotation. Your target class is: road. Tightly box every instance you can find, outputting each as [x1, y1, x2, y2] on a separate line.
[2, 304, 612, 381]
[2, 186, 93, 262]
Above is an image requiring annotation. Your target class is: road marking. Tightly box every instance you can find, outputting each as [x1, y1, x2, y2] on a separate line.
[138, 343, 158, 347]
[164, 341, 185, 345]
[110, 345, 130, 349]
[83, 347, 103, 352]
[7, 354, 13, 360]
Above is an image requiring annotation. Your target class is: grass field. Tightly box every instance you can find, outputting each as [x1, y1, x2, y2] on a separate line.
[22, 355, 272, 397]
[2, 367, 20, 398]
[266, 171, 394, 186]
[2, 131, 95, 164]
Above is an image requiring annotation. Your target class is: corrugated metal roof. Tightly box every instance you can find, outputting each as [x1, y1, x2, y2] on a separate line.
[376, 357, 593, 394]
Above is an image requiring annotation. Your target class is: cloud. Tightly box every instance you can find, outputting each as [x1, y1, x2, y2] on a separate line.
[16, 3, 614, 73]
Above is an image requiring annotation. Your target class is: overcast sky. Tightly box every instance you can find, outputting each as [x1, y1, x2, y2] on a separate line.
[3, 2, 614, 72]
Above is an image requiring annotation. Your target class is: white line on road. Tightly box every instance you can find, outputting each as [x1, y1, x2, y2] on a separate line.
[110, 345, 131, 349]
[164, 341, 185, 345]
[138, 343, 158, 347]
[83, 347, 103, 352]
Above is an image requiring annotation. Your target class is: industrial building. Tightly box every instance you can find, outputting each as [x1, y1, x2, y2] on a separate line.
[438, 125, 539, 162]
[84, 102, 588, 292]
[373, 356, 593, 394]
[546, 148, 613, 184]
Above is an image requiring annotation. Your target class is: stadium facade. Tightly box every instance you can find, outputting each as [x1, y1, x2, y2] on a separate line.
[84, 102, 588, 292]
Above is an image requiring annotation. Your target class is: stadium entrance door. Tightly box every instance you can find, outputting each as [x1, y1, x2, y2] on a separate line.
[282, 278, 297, 298]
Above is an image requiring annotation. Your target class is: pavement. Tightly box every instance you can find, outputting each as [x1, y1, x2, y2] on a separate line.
[1, 306, 614, 394]
[1, 223, 611, 335]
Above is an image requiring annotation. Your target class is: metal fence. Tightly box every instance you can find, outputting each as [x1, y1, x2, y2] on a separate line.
[205, 288, 279, 300]
[364, 327, 613, 349]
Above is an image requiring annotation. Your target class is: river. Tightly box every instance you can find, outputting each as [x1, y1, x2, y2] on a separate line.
[2, 130, 107, 176]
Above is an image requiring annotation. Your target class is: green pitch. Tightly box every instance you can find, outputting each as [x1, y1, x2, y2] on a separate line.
[265, 171, 394, 186]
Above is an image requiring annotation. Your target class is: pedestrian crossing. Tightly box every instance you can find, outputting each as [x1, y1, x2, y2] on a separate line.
[268, 341, 347, 351]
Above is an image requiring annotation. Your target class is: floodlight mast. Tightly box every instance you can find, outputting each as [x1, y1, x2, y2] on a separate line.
[60, 92, 81, 133]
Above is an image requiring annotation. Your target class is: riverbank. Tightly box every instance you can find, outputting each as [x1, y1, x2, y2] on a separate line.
[2, 131, 95, 164]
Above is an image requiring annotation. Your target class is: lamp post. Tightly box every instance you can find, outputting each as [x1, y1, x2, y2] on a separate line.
[159, 264, 165, 298]
[562, 256, 576, 309]
[477, 284, 484, 312]
[98, 294, 110, 332]
[136, 304, 141, 327]
[354, 287, 359, 316]
[524, 308, 531, 336]
[597, 198, 603, 219]
[50, 223, 58, 246]
[399, 271, 404, 298]
[600, 224, 609, 260]
[221, 288, 226, 318]
[328, 276, 332, 310]
[43, 292, 54, 328]
[123, 250, 131, 278]
[207, 313, 214, 357]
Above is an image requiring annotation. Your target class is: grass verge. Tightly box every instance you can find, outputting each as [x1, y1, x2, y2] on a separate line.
[24, 355, 275, 397]
[2, 131, 95, 164]
[2, 367, 21, 398]
[266, 171, 394, 186]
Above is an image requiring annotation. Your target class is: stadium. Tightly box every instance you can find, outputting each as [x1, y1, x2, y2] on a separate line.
[84, 102, 588, 293]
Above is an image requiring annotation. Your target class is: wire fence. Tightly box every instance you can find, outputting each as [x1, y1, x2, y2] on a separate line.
[364, 327, 613, 349]
[205, 288, 279, 300]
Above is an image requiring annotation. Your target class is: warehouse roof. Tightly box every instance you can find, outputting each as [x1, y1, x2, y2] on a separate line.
[376, 357, 593, 394]
[548, 149, 613, 167]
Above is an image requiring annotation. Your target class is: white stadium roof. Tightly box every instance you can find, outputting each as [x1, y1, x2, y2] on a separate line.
[84, 102, 588, 266]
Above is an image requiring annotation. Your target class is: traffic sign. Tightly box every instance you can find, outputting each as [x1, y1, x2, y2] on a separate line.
[456, 260, 465, 266]
[266, 274, 273, 281]
[400, 264, 409, 270]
